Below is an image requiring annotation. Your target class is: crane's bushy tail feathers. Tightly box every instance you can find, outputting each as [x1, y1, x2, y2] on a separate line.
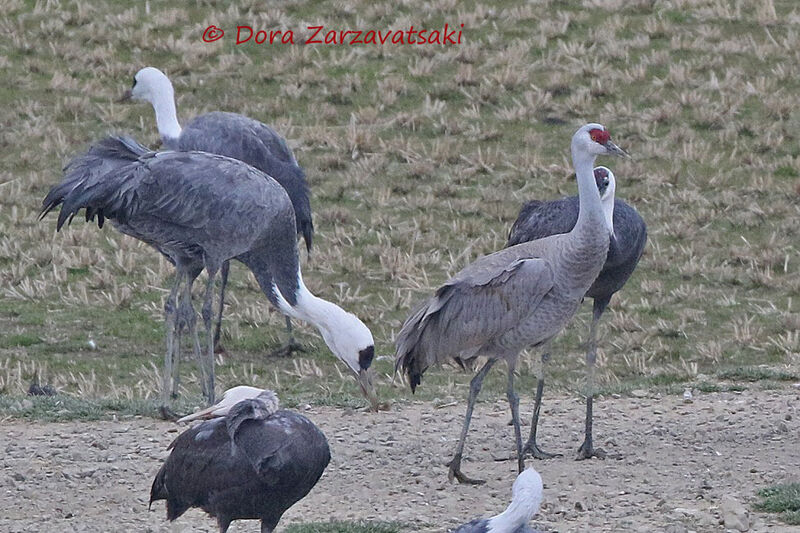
[301, 220, 313, 253]
[395, 288, 453, 392]
[40, 136, 153, 231]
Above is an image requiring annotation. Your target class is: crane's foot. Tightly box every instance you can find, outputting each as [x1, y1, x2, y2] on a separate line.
[213, 342, 230, 357]
[158, 405, 179, 421]
[446, 455, 485, 485]
[268, 341, 307, 358]
[576, 439, 606, 460]
[523, 440, 562, 460]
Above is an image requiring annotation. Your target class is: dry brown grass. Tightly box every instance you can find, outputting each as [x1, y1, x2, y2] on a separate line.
[1, 0, 799, 405]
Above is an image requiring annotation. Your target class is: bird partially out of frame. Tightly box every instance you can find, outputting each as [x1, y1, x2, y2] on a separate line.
[451, 468, 544, 533]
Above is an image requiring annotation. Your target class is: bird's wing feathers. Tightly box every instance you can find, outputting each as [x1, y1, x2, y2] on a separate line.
[507, 196, 578, 246]
[179, 112, 314, 251]
[396, 247, 555, 387]
[231, 411, 329, 486]
[181, 112, 297, 167]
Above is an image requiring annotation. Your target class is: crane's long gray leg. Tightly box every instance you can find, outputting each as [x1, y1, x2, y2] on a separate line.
[201, 268, 218, 405]
[577, 298, 610, 460]
[212, 260, 229, 354]
[172, 276, 199, 399]
[448, 358, 496, 485]
[506, 359, 525, 474]
[161, 270, 184, 410]
[523, 344, 562, 459]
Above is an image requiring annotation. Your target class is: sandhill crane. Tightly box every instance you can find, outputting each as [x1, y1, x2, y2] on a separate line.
[508, 166, 646, 460]
[40, 136, 378, 410]
[150, 390, 330, 533]
[120, 66, 313, 354]
[450, 468, 544, 533]
[395, 124, 627, 484]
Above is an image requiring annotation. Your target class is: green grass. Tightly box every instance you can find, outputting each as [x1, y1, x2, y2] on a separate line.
[284, 521, 408, 533]
[755, 483, 800, 525]
[1, 0, 799, 419]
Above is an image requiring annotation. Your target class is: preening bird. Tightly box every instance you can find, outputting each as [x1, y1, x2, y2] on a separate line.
[40, 136, 378, 410]
[395, 124, 627, 484]
[450, 468, 544, 533]
[508, 166, 646, 460]
[150, 390, 331, 533]
[121, 66, 313, 354]
[177, 385, 269, 423]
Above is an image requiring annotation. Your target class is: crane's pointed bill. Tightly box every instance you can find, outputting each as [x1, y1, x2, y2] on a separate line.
[604, 140, 629, 158]
[358, 369, 380, 411]
[117, 89, 133, 103]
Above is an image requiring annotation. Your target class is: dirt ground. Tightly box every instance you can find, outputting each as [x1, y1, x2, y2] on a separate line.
[1, 387, 799, 533]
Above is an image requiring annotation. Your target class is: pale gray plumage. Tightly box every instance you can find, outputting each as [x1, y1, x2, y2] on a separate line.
[508, 166, 646, 459]
[40, 136, 297, 406]
[396, 124, 627, 483]
[40, 136, 378, 410]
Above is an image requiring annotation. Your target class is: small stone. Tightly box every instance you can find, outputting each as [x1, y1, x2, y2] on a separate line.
[720, 494, 749, 531]
[683, 389, 693, 403]
[665, 524, 688, 533]
[630, 389, 648, 398]
[11, 473, 25, 482]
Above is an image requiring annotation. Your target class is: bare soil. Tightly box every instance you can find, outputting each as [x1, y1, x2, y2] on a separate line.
[2, 388, 799, 532]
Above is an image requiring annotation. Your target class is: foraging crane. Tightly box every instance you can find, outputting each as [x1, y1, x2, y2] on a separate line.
[451, 468, 544, 533]
[508, 166, 646, 460]
[40, 136, 378, 410]
[121, 66, 313, 354]
[396, 124, 627, 484]
[150, 390, 330, 533]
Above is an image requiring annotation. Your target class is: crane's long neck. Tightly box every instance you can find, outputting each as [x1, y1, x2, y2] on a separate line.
[554, 145, 610, 296]
[485, 493, 539, 533]
[150, 87, 182, 146]
[573, 147, 604, 231]
[275, 273, 347, 334]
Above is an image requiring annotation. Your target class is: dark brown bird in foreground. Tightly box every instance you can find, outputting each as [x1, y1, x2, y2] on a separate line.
[150, 390, 330, 532]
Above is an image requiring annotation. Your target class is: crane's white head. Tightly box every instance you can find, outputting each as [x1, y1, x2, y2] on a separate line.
[572, 123, 628, 158]
[118, 67, 182, 144]
[316, 312, 379, 408]
[120, 67, 174, 105]
[273, 276, 379, 411]
[594, 166, 616, 238]
[511, 468, 543, 510]
[487, 468, 544, 532]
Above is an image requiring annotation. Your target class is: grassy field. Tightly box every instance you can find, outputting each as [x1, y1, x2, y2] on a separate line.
[2, 0, 799, 417]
